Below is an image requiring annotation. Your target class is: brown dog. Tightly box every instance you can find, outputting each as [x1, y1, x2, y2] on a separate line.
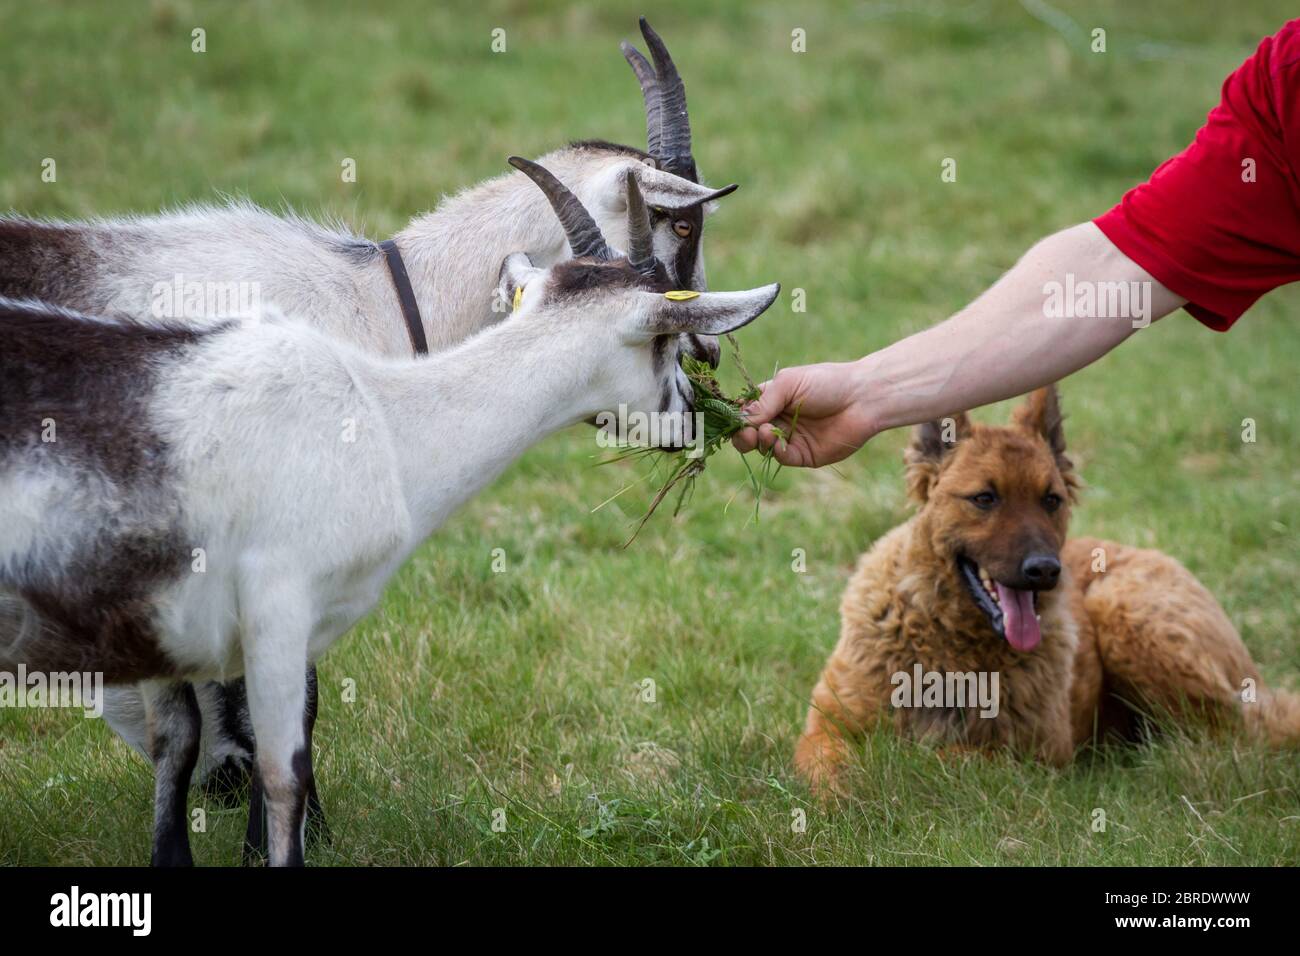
[794, 386, 1300, 794]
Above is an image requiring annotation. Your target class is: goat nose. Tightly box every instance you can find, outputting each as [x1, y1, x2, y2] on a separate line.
[1020, 554, 1061, 589]
[687, 334, 721, 369]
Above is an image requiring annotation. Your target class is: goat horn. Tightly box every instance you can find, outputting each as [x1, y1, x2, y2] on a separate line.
[637, 16, 696, 180]
[508, 156, 613, 262]
[620, 40, 664, 163]
[623, 170, 657, 277]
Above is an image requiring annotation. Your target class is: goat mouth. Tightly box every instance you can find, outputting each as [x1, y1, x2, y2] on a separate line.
[587, 415, 680, 452]
[956, 556, 1041, 652]
[584, 396, 697, 453]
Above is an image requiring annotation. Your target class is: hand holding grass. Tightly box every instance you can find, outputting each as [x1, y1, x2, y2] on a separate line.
[601, 335, 795, 542]
[732, 361, 877, 468]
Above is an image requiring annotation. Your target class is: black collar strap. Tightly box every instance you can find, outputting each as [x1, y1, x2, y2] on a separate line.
[380, 239, 429, 356]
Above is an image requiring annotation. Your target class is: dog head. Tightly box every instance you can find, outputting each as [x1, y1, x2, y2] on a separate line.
[904, 386, 1080, 652]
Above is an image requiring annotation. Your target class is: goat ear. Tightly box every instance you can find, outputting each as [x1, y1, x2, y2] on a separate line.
[496, 253, 541, 313]
[632, 284, 780, 338]
[1012, 385, 1078, 496]
[903, 414, 970, 503]
[608, 161, 738, 214]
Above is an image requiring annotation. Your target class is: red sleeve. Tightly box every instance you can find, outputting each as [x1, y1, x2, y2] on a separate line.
[1093, 19, 1300, 330]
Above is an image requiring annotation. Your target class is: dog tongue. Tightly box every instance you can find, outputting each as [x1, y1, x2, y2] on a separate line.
[995, 582, 1040, 651]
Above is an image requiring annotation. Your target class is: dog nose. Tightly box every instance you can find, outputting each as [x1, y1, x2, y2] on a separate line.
[1020, 554, 1061, 589]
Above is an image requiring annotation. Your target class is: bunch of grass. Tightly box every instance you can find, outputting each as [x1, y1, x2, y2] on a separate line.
[596, 335, 797, 545]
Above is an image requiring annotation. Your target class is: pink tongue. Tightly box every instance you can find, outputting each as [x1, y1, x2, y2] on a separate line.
[994, 582, 1040, 651]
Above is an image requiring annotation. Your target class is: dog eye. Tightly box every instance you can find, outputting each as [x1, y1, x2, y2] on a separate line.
[1043, 493, 1062, 513]
[672, 219, 692, 238]
[968, 491, 998, 510]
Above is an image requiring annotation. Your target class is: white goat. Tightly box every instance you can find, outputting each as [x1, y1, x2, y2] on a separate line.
[0, 162, 779, 866]
[0, 20, 730, 359]
[0, 18, 734, 846]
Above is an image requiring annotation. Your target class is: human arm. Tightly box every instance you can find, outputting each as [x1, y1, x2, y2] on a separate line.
[733, 222, 1185, 467]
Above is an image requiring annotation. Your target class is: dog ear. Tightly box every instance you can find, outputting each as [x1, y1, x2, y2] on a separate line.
[1013, 385, 1079, 499]
[904, 412, 970, 503]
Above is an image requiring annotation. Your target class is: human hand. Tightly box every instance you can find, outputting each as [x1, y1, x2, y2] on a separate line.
[731, 360, 876, 467]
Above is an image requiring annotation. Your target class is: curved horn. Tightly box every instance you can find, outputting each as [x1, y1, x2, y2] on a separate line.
[623, 170, 656, 277]
[620, 40, 663, 161]
[624, 17, 696, 182]
[640, 18, 695, 180]
[508, 156, 612, 261]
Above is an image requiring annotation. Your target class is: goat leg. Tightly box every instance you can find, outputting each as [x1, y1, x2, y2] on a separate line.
[241, 662, 326, 861]
[241, 583, 311, 866]
[241, 765, 267, 864]
[303, 664, 330, 845]
[145, 681, 201, 867]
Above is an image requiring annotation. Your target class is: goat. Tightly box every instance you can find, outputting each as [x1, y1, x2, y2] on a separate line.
[0, 17, 735, 847]
[0, 161, 780, 865]
[0, 19, 730, 358]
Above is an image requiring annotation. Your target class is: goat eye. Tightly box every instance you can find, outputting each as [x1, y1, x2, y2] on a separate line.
[1043, 493, 1062, 513]
[968, 491, 997, 510]
[672, 219, 692, 238]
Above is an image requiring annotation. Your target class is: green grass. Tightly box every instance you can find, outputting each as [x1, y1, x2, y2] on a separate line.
[2, 0, 1299, 865]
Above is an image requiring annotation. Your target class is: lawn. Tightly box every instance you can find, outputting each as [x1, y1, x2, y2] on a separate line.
[1, 0, 1298, 865]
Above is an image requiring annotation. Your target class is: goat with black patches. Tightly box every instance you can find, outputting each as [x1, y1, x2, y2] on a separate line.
[0, 19, 733, 844]
[0, 166, 780, 866]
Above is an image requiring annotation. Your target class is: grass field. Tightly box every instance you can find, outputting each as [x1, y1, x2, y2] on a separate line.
[2, 0, 1299, 866]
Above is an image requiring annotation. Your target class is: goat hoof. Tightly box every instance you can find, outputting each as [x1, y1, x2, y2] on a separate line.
[151, 847, 194, 867]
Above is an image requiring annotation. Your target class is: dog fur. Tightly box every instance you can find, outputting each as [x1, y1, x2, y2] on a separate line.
[794, 386, 1300, 794]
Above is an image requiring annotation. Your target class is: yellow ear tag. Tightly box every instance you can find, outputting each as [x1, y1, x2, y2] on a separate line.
[664, 290, 700, 301]
[512, 285, 523, 310]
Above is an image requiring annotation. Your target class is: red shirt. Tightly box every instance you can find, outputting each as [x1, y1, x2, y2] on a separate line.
[1094, 19, 1300, 330]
